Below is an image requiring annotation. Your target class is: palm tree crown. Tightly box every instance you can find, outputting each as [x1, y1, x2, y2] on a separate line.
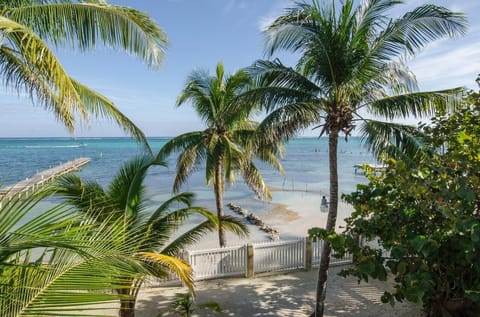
[253, 0, 466, 154]
[158, 62, 284, 247]
[248, 0, 467, 315]
[51, 155, 247, 317]
[0, 1, 168, 148]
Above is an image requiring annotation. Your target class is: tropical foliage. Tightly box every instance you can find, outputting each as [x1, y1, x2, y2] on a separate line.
[316, 86, 480, 316]
[161, 292, 223, 317]
[0, 0, 168, 148]
[0, 188, 151, 316]
[157, 62, 283, 247]
[247, 0, 467, 315]
[51, 155, 248, 317]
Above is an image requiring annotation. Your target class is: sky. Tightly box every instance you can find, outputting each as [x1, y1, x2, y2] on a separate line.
[0, 0, 479, 138]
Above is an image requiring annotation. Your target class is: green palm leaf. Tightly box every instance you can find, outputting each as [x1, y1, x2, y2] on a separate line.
[367, 88, 464, 119]
[50, 155, 250, 315]
[250, 1, 468, 315]
[1, 1, 167, 145]
[159, 62, 284, 247]
[359, 119, 425, 162]
[6, 1, 167, 67]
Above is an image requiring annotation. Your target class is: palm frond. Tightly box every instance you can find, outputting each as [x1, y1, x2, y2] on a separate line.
[148, 192, 196, 224]
[246, 59, 321, 111]
[71, 80, 153, 153]
[107, 155, 153, 217]
[395, 4, 467, 56]
[162, 215, 248, 256]
[173, 145, 203, 193]
[136, 252, 193, 292]
[368, 88, 464, 119]
[7, 2, 168, 67]
[50, 173, 111, 212]
[0, 198, 151, 316]
[256, 101, 322, 143]
[0, 16, 83, 130]
[204, 134, 223, 185]
[359, 119, 424, 162]
[156, 131, 205, 161]
[240, 160, 271, 200]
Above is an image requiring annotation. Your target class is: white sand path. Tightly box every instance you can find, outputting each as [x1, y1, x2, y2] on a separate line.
[134, 266, 423, 316]
[85, 190, 423, 316]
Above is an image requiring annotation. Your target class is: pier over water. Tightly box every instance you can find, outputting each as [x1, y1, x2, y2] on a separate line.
[0, 157, 91, 199]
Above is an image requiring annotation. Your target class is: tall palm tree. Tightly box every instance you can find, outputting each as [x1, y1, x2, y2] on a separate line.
[157, 62, 284, 247]
[0, 186, 155, 317]
[0, 1, 168, 150]
[246, 0, 467, 315]
[51, 155, 248, 317]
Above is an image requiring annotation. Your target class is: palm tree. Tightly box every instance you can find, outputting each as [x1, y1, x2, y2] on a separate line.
[51, 155, 248, 317]
[246, 0, 467, 315]
[0, 186, 155, 316]
[157, 62, 284, 247]
[0, 1, 168, 150]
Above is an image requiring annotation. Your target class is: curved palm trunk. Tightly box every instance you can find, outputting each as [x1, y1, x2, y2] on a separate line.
[313, 131, 339, 317]
[117, 278, 142, 317]
[214, 160, 227, 247]
[117, 287, 136, 317]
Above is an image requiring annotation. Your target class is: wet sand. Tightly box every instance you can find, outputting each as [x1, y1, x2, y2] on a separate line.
[190, 190, 354, 249]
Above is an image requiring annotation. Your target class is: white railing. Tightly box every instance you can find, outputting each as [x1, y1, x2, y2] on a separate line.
[312, 239, 353, 267]
[188, 245, 247, 280]
[253, 238, 306, 274]
[148, 237, 353, 286]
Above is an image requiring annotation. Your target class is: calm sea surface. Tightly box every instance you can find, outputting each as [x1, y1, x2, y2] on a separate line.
[0, 138, 375, 240]
[0, 137, 375, 214]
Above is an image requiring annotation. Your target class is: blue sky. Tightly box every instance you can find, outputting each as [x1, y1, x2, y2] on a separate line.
[0, 0, 479, 137]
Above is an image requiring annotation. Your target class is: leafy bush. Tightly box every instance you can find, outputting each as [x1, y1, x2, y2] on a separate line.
[311, 79, 480, 317]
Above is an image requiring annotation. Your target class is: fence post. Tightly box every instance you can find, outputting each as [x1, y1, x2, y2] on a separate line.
[246, 244, 254, 278]
[305, 237, 312, 271]
[183, 250, 191, 283]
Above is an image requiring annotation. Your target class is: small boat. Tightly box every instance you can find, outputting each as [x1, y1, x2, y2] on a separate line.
[353, 163, 387, 175]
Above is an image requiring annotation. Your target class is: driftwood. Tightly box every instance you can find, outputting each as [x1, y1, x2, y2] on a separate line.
[227, 203, 279, 240]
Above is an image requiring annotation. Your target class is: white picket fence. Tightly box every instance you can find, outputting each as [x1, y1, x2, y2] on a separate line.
[311, 239, 353, 267]
[188, 245, 246, 280]
[253, 238, 306, 274]
[148, 237, 353, 286]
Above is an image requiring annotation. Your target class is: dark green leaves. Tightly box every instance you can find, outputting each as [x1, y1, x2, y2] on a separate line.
[332, 97, 480, 316]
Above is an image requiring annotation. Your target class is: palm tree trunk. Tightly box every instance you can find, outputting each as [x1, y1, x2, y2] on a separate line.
[117, 287, 136, 317]
[313, 131, 339, 317]
[214, 160, 227, 247]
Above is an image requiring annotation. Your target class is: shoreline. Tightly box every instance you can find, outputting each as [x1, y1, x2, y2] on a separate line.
[188, 190, 354, 250]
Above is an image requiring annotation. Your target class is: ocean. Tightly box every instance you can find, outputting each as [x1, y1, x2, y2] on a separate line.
[0, 137, 376, 243]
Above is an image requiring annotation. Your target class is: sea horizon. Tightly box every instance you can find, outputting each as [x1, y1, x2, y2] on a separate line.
[0, 136, 375, 245]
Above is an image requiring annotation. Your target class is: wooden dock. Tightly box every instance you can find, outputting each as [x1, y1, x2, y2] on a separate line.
[0, 157, 91, 199]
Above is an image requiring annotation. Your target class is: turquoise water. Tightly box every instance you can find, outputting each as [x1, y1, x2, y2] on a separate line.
[0, 137, 375, 210]
[0, 138, 375, 239]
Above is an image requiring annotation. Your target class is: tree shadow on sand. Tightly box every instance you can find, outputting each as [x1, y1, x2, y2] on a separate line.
[134, 267, 422, 317]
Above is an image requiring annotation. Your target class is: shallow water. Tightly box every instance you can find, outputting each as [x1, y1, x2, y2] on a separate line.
[0, 137, 375, 244]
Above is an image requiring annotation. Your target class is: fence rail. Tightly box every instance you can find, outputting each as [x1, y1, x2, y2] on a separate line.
[149, 237, 353, 286]
[253, 238, 306, 274]
[189, 245, 246, 280]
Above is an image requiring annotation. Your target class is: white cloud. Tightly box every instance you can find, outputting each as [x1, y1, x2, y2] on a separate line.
[222, 0, 249, 15]
[257, 0, 293, 32]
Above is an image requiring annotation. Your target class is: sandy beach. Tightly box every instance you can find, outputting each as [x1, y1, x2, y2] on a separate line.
[126, 265, 423, 316]
[188, 189, 354, 250]
[87, 266, 422, 316]
[102, 190, 423, 316]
